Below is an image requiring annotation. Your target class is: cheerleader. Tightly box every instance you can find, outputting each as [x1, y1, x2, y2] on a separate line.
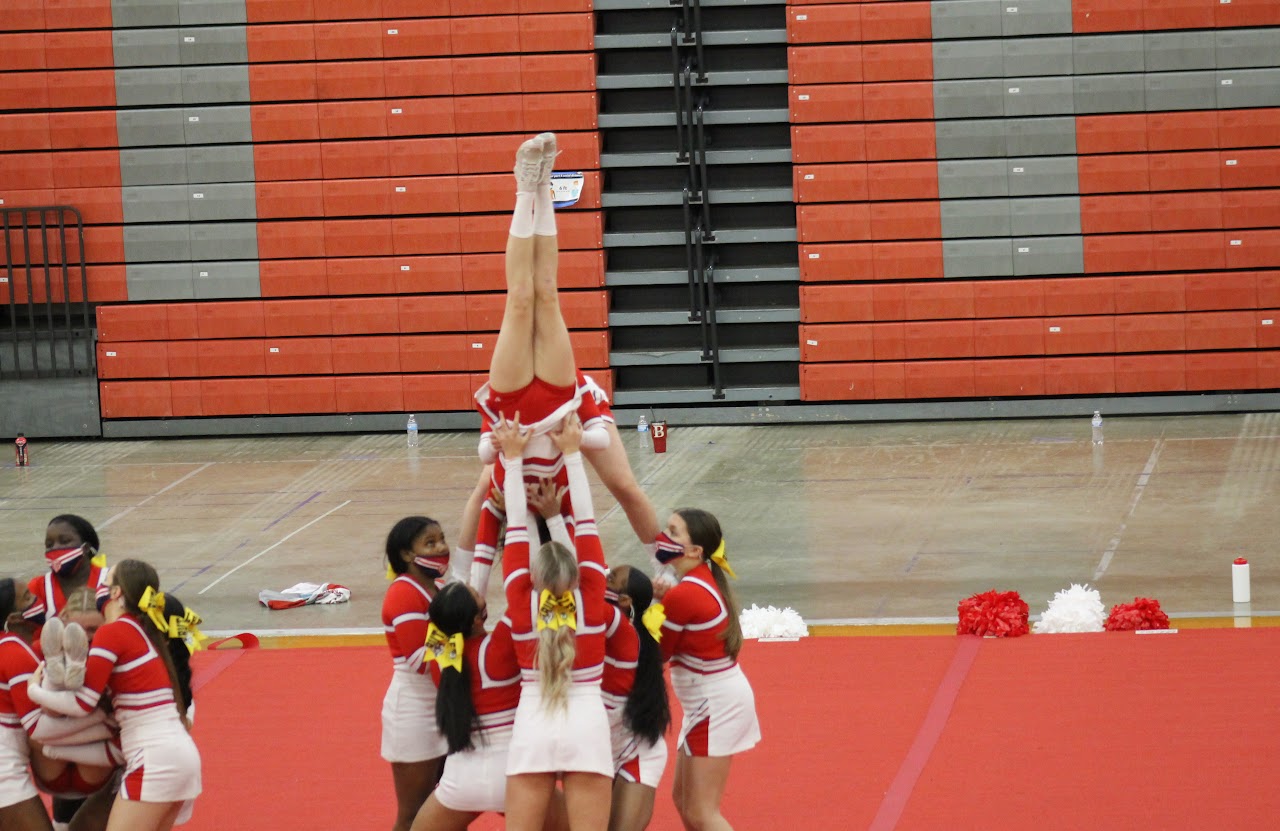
[0, 577, 53, 831]
[653, 510, 760, 831]
[604, 567, 671, 831]
[494, 413, 613, 831]
[381, 516, 452, 831]
[24, 515, 109, 627]
[26, 560, 201, 831]
[462, 132, 613, 592]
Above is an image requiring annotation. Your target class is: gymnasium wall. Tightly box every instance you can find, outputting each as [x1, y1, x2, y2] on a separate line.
[791, 0, 1280, 401]
[0, 0, 606, 422]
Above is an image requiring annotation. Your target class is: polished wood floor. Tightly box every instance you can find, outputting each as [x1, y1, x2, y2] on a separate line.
[2, 412, 1276, 633]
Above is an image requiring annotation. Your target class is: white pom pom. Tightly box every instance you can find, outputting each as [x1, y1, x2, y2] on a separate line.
[739, 604, 809, 639]
[1033, 584, 1106, 634]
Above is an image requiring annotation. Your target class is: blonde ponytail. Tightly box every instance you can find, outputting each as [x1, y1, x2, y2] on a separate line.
[532, 541, 578, 712]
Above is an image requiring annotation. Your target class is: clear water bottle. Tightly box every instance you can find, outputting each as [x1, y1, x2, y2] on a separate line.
[406, 414, 419, 447]
[636, 415, 649, 449]
[1091, 411, 1103, 445]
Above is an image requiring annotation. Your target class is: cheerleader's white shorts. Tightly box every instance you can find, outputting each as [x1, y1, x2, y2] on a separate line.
[507, 682, 612, 777]
[0, 727, 38, 808]
[381, 669, 449, 763]
[118, 707, 201, 803]
[671, 664, 761, 758]
[433, 724, 512, 814]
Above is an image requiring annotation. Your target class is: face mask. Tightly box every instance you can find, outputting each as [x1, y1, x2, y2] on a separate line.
[653, 532, 685, 565]
[414, 556, 448, 577]
[604, 588, 619, 605]
[46, 545, 87, 578]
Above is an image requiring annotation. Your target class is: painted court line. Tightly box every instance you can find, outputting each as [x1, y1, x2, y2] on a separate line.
[99, 462, 215, 529]
[867, 635, 981, 831]
[1093, 439, 1165, 581]
[198, 499, 351, 595]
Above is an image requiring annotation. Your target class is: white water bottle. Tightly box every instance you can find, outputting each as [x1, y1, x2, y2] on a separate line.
[1091, 411, 1103, 445]
[406, 414, 419, 447]
[636, 415, 649, 448]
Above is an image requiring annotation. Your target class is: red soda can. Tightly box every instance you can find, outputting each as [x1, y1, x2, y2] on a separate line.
[650, 422, 668, 453]
[15, 433, 28, 467]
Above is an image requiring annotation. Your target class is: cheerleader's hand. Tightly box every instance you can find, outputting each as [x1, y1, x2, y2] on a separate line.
[652, 564, 678, 600]
[527, 477, 564, 520]
[494, 412, 530, 458]
[550, 412, 583, 455]
[31, 662, 44, 688]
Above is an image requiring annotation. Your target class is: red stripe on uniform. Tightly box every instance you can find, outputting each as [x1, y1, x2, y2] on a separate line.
[683, 715, 710, 757]
[123, 764, 145, 800]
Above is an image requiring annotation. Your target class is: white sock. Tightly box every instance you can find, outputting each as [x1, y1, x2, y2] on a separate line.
[533, 186, 557, 236]
[509, 192, 534, 238]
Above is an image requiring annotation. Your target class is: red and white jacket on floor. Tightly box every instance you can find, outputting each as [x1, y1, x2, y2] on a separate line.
[500, 450, 608, 685]
[470, 371, 611, 591]
[0, 634, 41, 735]
[658, 563, 736, 675]
[382, 576, 433, 675]
[428, 621, 522, 734]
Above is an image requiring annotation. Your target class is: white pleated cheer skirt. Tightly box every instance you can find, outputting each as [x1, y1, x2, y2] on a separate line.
[670, 664, 761, 758]
[380, 669, 449, 763]
[0, 727, 38, 808]
[608, 707, 669, 787]
[507, 682, 612, 777]
[433, 725, 513, 814]
[118, 707, 202, 803]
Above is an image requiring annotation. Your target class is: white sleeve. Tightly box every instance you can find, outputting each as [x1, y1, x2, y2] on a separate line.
[478, 433, 497, 464]
[563, 452, 594, 525]
[544, 515, 574, 551]
[579, 423, 610, 450]
[27, 683, 89, 718]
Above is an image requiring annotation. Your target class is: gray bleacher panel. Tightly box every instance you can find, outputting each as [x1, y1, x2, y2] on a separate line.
[190, 223, 258, 261]
[1009, 196, 1082, 237]
[1007, 117, 1077, 157]
[180, 26, 250, 65]
[126, 263, 195, 301]
[1007, 156, 1078, 196]
[1012, 235, 1084, 276]
[181, 65, 252, 105]
[1073, 35, 1145, 75]
[1001, 0, 1073, 37]
[123, 185, 191, 224]
[124, 225, 192, 263]
[1217, 68, 1280, 109]
[1074, 74, 1145, 114]
[934, 80, 1005, 119]
[936, 120, 1008, 159]
[183, 106, 253, 144]
[1217, 29, 1280, 69]
[938, 159, 1010, 199]
[1145, 71, 1217, 112]
[941, 198, 1012, 238]
[931, 0, 1003, 40]
[943, 238, 1015, 278]
[933, 41, 1003, 80]
[115, 68, 183, 107]
[179, 0, 248, 26]
[117, 109, 187, 147]
[185, 145, 255, 184]
[1144, 31, 1216, 74]
[188, 183, 257, 222]
[1003, 77, 1074, 117]
[119, 148, 188, 187]
[111, 0, 181, 29]
[112, 29, 180, 68]
[193, 262, 261, 299]
[1003, 37, 1073, 78]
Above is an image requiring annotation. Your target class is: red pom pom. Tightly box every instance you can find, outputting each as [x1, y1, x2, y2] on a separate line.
[1104, 597, 1170, 631]
[956, 590, 1030, 638]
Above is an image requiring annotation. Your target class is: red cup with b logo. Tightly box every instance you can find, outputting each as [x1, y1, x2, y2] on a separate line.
[651, 421, 668, 453]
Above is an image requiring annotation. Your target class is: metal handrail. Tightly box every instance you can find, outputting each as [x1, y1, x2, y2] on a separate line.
[690, 0, 707, 82]
[682, 189, 701, 322]
[702, 253, 724, 398]
[694, 104, 714, 240]
[670, 27, 686, 160]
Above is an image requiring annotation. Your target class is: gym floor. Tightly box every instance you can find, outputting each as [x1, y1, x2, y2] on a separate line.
[2, 412, 1276, 636]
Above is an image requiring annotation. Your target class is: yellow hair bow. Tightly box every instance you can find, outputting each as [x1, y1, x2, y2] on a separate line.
[537, 589, 577, 632]
[709, 540, 736, 579]
[386, 563, 396, 581]
[90, 551, 107, 569]
[168, 608, 204, 654]
[641, 603, 665, 642]
[137, 586, 168, 631]
[424, 622, 464, 673]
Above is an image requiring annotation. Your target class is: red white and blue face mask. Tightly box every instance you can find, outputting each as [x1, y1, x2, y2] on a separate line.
[45, 545, 88, 578]
[653, 532, 685, 565]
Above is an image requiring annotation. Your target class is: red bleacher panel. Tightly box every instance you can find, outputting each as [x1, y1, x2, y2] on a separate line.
[800, 362, 876, 401]
[100, 381, 171, 418]
[97, 342, 167, 379]
[268, 376, 338, 414]
[1116, 354, 1186, 393]
[265, 338, 335, 375]
[975, 358, 1046, 396]
[1044, 277, 1116, 316]
[975, 318, 1044, 356]
[200, 378, 270, 416]
[801, 285, 873, 322]
[862, 43, 932, 82]
[403, 374, 474, 412]
[1115, 274, 1185, 313]
[197, 339, 268, 377]
[1114, 314, 1186, 352]
[336, 375, 405, 412]
[873, 241, 944, 280]
[973, 279, 1045, 318]
[333, 336, 401, 374]
[251, 63, 319, 102]
[1186, 352, 1257, 391]
[398, 294, 468, 333]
